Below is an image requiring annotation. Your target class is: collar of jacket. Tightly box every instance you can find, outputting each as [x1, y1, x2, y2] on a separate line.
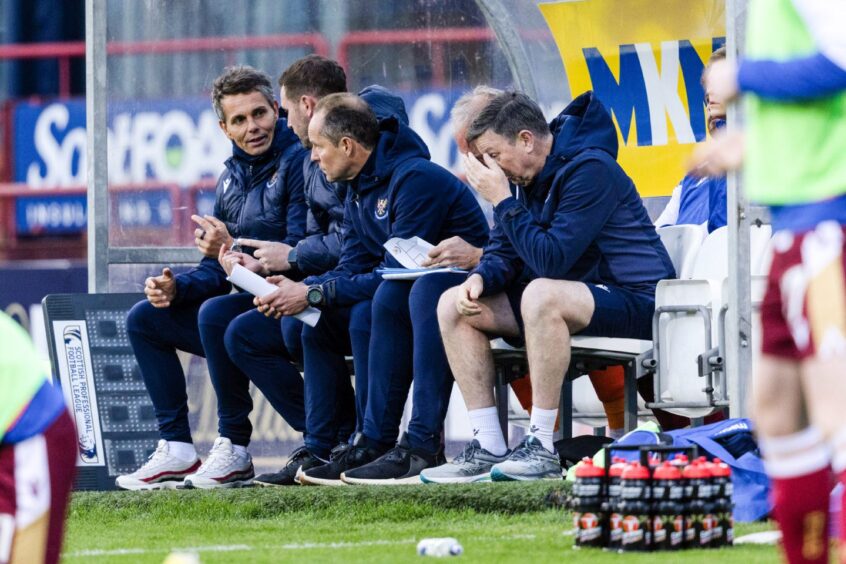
[350, 116, 430, 195]
[529, 90, 619, 200]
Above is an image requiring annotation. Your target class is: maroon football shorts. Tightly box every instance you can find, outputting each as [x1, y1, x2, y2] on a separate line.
[761, 221, 846, 360]
[0, 410, 76, 564]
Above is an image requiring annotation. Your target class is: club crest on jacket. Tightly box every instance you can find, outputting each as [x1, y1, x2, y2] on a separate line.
[375, 197, 388, 219]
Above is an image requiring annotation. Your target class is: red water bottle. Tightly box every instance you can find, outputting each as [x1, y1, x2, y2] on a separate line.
[572, 458, 605, 548]
[605, 457, 627, 550]
[711, 458, 734, 546]
[651, 461, 685, 551]
[618, 461, 652, 552]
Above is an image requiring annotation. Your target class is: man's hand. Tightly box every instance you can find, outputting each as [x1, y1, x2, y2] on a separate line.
[705, 59, 739, 105]
[421, 236, 482, 269]
[218, 242, 263, 277]
[236, 238, 293, 273]
[144, 267, 176, 308]
[461, 152, 511, 205]
[687, 130, 746, 177]
[254, 276, 308, 318]
[191, 214, 233, 258]
[455, 274, 484, 317]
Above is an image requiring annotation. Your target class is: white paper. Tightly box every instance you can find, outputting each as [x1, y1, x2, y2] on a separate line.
[379, 267, 466, 280]
[227, 264, 321, 327]
[384, 236, 435, 269]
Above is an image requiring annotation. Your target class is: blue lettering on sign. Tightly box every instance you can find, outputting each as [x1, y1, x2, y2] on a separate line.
[115, 190, 173, 227]
[583, 44, 652, 146]
[583, 37, 725, 147]
[16, 195, 87, 235]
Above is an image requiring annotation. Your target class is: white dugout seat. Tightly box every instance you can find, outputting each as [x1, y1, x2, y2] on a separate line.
[652, 224, 772, 417]
[496, 223, 772, 436]
[566, 224, 707, 429]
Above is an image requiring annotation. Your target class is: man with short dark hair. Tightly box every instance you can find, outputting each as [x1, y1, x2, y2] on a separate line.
[421, 91, 674, 483]
[117, 65, 308, 490]
[261, 93, 488, 485]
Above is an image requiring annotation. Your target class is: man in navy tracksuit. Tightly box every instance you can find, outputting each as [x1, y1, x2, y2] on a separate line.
[217, 56, 411, 487]
[258, 93, 487, 485]
[117, 66, 308, 490]
[422, 91, 675, 484]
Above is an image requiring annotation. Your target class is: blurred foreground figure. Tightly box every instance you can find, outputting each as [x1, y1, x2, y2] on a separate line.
[693, 1, 846, 562]
[0, 312, 75, 564]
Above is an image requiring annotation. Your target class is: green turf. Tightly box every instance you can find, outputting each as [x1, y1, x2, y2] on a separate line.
[64, 482, 780, 563]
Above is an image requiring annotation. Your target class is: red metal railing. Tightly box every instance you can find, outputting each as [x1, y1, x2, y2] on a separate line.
[0, 33, 331, 98]
[0, 27, 501, 257]
[337, 27, 495, 89]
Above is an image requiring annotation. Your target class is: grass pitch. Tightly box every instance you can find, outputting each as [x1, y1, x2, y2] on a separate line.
[64, 482, 779, 563]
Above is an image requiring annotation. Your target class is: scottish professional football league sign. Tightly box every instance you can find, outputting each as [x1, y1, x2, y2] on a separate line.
[52, 320, 105, 467]
[539, 0, 726, 196]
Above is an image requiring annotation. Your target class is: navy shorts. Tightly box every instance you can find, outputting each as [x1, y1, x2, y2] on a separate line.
[504, 281, 655, 346]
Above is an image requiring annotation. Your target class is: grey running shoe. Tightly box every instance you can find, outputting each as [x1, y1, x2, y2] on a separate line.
[420, 440, 509, 484]
[490, 435, 562, 482]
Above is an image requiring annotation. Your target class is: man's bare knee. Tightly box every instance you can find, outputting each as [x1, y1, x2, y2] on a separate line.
[437, 287, 462, 330]
[521, 279, 562, 322]
[522, 279, 592, 329]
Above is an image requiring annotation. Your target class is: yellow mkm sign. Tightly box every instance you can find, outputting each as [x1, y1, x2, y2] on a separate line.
[539, 0, 726, 196]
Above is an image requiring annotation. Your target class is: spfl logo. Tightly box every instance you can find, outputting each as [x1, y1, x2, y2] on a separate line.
[62, 325, 100, 464]
[375, 198, 388, 219]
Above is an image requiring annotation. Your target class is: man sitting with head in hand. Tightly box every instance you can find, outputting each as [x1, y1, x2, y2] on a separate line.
[257, 93, 488, 485]
[421, 91, 674, 483]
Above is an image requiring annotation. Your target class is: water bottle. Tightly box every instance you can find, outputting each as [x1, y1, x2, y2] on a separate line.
[683, 459, 712, 548]
[618, 461, 652, 552]
[651, 461, 685, 551]
[417, 538, 463, 557]
[604, 457, 627, 551]
[711, 458, 734, 546]
[572, 457, 606, 548]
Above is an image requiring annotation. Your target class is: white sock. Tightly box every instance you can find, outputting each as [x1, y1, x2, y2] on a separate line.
[608, 428, 625, 440]
[468, 406, 507, 456]
[231, 444, 248, 457]
[528, 407, 557, 452]
[167, 441, 198, 462]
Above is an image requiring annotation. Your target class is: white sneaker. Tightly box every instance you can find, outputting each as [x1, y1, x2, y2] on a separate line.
[115, 440, 201, 491]
[183, 437, 254, 489]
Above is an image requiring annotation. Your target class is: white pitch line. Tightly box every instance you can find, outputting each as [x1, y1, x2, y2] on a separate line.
[64, 534, 536, 558]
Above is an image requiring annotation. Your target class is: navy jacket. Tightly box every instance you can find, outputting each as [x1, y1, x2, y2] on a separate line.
[174, 118, 309, 304]
[473, 91, 675, 297]
[305, 117, 489, 307]
[292, 85, 408, 276]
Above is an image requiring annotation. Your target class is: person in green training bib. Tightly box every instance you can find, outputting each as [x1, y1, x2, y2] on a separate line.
[0, 312, 76, 564]
[692, 1, 846, 561]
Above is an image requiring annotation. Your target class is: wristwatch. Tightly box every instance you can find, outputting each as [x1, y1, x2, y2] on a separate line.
[287, 247, 298, 268]
[306, 284, 325, 307]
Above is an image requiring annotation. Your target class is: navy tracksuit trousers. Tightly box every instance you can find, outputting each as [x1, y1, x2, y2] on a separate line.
[126, 292, 306, 447]
[362, 273, 464, 455]
[300, 300, 371, 457]
[228, 314, 356, 459]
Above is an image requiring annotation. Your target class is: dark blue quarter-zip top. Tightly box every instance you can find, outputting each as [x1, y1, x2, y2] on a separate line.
[472, 90, 676, 297]
[294, 85, 410, 276]
[305, 116, 489, 307]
